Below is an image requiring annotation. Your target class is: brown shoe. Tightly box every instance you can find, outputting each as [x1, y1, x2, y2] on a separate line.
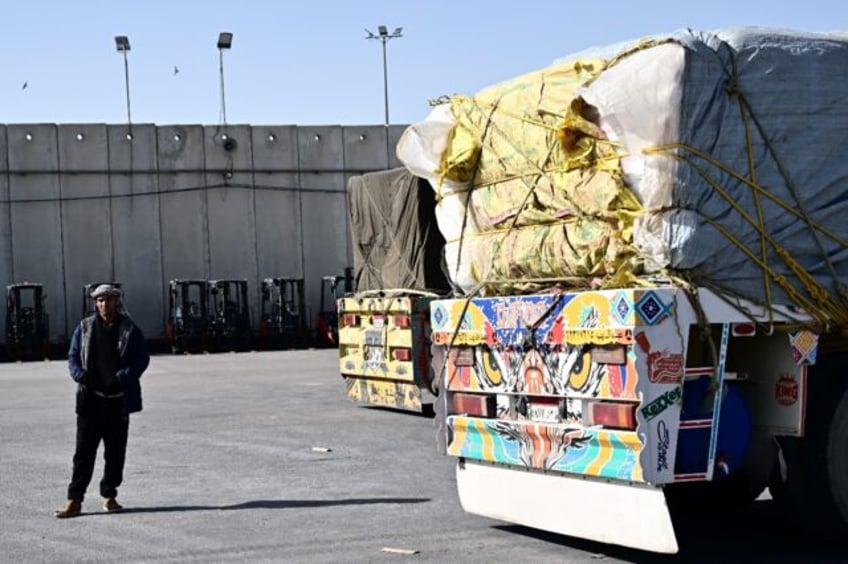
[54, 499, 82, 518]
[102, 497, 123, 513]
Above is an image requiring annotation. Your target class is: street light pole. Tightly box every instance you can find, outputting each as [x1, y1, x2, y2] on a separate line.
[217, 32, 233, 125]
[365, 25, 403, 126]
[381, 38, 389, 127]
[114, 36, 132, 130]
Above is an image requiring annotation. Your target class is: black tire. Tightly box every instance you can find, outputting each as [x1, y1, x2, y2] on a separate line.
[770, 352, 848, 540]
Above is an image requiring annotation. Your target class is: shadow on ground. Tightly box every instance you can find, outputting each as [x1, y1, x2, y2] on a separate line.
[111, 497, 430, 515]
[494, 499, 848, 563]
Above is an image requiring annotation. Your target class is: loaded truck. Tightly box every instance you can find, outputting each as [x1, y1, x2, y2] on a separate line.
[396, 28, 848, 553]
[337, 168, 450, 413]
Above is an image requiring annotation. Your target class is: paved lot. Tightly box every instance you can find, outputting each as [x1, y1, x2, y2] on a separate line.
[0, 349, 845, 563]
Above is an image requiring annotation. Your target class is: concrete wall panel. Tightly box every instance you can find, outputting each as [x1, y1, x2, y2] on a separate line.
[157, 125, 208, 285]
[0, 126, 12, 313]
[7, 125, 65, 341]
[109, 124, 158, 191]
[109, 125, 163, 336]
[296, 127, 348, 319]
[252, 126, 302, 283]
[7, 125, 59, 197]
[59, 124, 109, 176]
[298, 126, 343, 181]
[8, 202, 65, 341]
[58, 125, 112, 334]
[204, 125, 259, 322]
[343, 126, 390, 172]
[300, 191, 349, 321]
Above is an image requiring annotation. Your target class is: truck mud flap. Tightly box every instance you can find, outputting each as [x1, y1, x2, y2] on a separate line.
[456, 460, 678, 554]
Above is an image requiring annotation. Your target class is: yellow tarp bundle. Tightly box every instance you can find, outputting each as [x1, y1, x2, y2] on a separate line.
[438, 59, 644, 293]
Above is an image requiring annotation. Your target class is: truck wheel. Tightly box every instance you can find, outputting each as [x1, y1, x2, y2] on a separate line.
[770, 352, 848, 540]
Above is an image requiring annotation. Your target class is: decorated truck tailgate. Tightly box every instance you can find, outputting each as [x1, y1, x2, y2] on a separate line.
[338, 294, 435, 412]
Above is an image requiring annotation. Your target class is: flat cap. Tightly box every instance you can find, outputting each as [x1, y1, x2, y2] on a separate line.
[90, 284, 122, 299]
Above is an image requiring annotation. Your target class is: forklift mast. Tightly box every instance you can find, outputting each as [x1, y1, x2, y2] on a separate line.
[259, 277, 308, 349]
[166, 279, 210, 354]
[315, 268, 353, 346]
[5, 283, 50, 361]
[209, 279, 251, 352]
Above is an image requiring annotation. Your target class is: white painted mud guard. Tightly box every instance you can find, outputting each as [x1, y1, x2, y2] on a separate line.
[456, 460, 678, 554]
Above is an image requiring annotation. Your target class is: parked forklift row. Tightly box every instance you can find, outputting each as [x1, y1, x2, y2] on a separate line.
[3, 273, 352, 362]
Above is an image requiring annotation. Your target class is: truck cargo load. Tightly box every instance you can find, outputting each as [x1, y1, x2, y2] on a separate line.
[399, 27, 848, 328]
[347, 168, 450, 293]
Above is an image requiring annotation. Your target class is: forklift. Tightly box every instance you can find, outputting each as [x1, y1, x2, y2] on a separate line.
[82, 282, 122, 318]
[314, 268, 353, 347]
[258, 277, 308, 349]
[208, 279, 251, 352]
[166, 279, 210, 354]
[5, 283, 50, 361]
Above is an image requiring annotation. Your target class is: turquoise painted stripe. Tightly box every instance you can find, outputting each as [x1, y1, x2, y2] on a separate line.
[558, 433, 635, 480]
[485, 421, 520, 464]
[560, 434, 601, 474]
[450, 417, 639, 481]
[603, 434, 629, 479]
[461, 419, 484, 458]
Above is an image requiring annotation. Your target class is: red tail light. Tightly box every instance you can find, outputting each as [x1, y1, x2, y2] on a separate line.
[393, 314, 410, 328]
[732, 322, 756, 337]
[392, 348, 412, 362]
[587, 402, 637, 430]
[450, 392, 495, 417]
[342, 314, 360, 327]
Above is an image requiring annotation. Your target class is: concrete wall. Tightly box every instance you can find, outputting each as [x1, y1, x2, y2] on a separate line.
[0, 122, 408, 344]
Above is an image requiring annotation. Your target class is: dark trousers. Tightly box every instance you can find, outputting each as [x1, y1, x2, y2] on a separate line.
[67, 396, 129, 501]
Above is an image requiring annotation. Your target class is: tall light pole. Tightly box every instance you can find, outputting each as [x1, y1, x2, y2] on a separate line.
[217, 32, 233, 125]
[114, 36, 132, 130]
[365, 25, 402, 126]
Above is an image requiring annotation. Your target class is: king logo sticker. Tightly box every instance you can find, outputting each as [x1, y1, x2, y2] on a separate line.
[776, 373, 799, 406]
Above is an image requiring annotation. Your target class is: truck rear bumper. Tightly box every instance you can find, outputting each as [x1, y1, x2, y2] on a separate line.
[455, 459, 678, 554]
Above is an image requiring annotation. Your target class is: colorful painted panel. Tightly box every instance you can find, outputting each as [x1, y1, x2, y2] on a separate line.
[448, 415, 643, 482]
[433, 288, 696, 485]
[430, 288, 679, 347]
[344, 376, 423, 411]
[445, 342, 640, 401]
[339, 296, 431, 379]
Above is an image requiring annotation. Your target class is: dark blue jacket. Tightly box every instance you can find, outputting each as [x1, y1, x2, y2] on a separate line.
[68, 315, 150, 414]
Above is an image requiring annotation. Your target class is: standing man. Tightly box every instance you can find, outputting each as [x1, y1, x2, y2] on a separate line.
[55, 284, 150, 518]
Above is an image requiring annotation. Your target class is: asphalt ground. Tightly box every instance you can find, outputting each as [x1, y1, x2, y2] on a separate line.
[1, 349, 846, 563]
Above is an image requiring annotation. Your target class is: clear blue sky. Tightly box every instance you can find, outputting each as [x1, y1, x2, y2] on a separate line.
[1, 1, 843, 126]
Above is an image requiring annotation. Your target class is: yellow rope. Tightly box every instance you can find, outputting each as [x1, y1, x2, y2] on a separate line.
[644, 143, 848, 248]
[733, 74, 775, 325]
[651, 151, 846, 326]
